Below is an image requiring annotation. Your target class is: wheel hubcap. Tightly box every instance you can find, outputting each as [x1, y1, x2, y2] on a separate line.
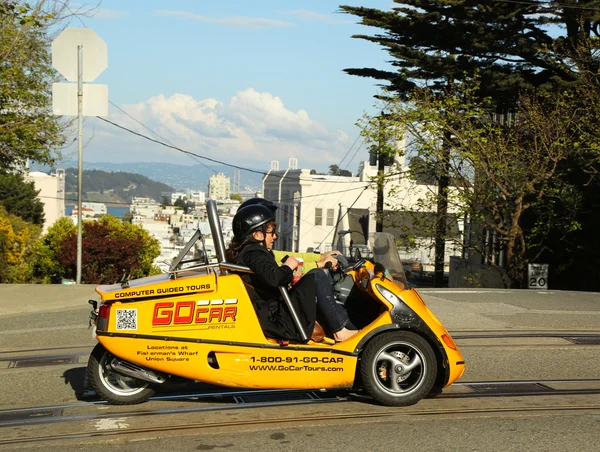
[373, 341, 427, 396]
[98, 353, 149, 397]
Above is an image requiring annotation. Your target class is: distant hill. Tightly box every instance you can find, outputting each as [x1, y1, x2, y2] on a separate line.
[31, 161, 264, 192]
[63, 169, 176, 205]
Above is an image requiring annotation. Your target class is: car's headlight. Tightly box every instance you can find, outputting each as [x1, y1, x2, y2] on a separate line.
[376, 284, 402, 306]
[375, 284, 415, 323]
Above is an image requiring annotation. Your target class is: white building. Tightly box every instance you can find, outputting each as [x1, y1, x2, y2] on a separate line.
[188, 190, 206, 205]
[70, 202, 107, 225]
[263, 166, 372, 253]
[131, 197, 160, 219]
[170, 192, 188, 204]
[208, 173, 230, 200]
[263, 156, 462, 269]
[26, 170, 65, 234]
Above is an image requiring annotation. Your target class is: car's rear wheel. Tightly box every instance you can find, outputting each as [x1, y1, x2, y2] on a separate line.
[87, 343, 155, 405]
[360, 331, 436, 406]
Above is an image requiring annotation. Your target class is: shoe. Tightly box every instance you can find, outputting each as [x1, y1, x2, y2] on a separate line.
[333, 328, 359, 342]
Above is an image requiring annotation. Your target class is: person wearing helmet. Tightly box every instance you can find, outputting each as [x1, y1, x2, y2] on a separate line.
[226, 205, 358, 343]
[238, 197, 277, 212]
[236, 197, 341, 271]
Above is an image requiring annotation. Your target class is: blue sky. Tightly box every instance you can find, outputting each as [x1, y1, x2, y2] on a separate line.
[62, 0, 396, 173]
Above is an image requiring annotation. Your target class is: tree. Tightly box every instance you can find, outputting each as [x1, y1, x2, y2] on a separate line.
[328, 165, 353, 177]
[230, 193, 242, 203]
[373, 76, 600, 287]
[173, 197, 186, 210]
[53, 216, 161, 284]
[0, 1, 72, 171]
[122, 211, 133, 224]
[30, 216, 75, 283]
[0, 205, 41, 282]
[340, 1, 598, 104]
[340, 1, 600, 286]
[0, 172, 45, 225]
[408, 156, 437, 186]
[357, 111, 406, 233]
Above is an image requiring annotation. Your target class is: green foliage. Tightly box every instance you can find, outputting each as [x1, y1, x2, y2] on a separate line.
[230, 193, 242, 202]
[369, 74, 600, 286]
[408, 156, 437, 185]
[340, 1, 600, 105]
[34, 216, 161, 284]
[30, 216, 75, 283]
[0, 205, 41, 283]
[122, 211, 133, 224]
[0, 171, 45, 225]
[328, 165, 352, 177]
[0, 0, 67, 171]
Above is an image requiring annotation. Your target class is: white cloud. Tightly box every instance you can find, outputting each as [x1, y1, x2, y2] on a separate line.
[279, 9, 353, 25]
[87, 89, 349, 170]
[154, 10, 294, 29]
[90, 8, 130, 19]
[69, 3, 129, 20]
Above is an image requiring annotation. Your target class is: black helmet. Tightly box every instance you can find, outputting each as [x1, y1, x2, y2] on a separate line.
[238, 197, 277, 212]
[233, 204, 275, 240]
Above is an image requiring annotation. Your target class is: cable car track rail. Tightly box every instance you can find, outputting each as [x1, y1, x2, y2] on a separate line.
[1, 398, 598, 447]
[1, 378, 600, 431]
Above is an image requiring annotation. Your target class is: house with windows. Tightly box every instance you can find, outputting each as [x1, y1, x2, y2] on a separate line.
[262, 165, 370, 253]
[262, 157, 463, 272]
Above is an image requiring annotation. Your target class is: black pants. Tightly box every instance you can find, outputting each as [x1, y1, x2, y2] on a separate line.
[291, 269, 353, 333]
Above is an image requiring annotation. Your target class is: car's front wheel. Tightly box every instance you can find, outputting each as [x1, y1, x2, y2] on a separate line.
[360, 331, 437, 406]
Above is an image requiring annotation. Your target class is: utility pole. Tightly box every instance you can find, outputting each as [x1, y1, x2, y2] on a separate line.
[376, 142, 385, 233]
[434, 132, 451, 288]
[375, 113, 389, 233]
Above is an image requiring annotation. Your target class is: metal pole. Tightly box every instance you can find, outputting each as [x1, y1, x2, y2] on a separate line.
[76, 44, 83, 284]
[376, 147, 385, 233]
[278, 286, 309, 342]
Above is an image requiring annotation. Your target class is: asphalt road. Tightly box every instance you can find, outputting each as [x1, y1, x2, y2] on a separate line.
[0, 286, 599, 451]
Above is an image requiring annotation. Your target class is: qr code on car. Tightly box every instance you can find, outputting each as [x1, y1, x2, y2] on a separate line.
[116, 309, 137, 330]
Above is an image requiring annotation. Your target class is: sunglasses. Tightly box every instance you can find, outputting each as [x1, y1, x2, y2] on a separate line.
[265, 229, 279, 236]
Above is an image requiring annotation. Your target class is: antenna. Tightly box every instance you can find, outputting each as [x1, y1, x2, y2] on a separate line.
[233, 170, 240, 193]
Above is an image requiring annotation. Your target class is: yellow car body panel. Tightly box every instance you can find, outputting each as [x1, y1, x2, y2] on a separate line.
[94, 264, 464, 391]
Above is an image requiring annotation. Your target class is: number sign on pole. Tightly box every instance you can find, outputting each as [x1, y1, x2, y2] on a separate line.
[528, 264, 549, 290]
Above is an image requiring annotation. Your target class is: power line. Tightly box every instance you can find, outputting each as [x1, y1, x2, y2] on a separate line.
[108, 101, 219, 176]
[279, 139, 365, 238]
[95, 116, 375, 185]
[316, 186, 370, 250]
[40, 184, 371, 206]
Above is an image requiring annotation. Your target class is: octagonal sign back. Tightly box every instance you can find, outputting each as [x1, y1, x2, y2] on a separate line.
[52, 28, 107, 82]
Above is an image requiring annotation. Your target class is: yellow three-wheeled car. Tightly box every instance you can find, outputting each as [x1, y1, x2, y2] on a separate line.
[87, 200, 465, 406]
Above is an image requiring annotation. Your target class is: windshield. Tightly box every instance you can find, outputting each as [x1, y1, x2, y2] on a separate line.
[369, 232, 409, 287]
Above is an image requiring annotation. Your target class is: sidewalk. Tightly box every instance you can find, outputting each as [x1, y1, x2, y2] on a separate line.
[0, 284, 98, 316]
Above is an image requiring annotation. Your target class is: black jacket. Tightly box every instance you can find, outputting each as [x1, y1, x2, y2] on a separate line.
[237, 244, 315, 342]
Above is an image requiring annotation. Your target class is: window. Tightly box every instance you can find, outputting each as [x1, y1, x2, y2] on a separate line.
[326, 209, 334, 226]
[315, 208, 323, 226]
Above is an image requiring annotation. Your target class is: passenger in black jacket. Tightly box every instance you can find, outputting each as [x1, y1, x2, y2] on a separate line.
[226, 204, 358, 343]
